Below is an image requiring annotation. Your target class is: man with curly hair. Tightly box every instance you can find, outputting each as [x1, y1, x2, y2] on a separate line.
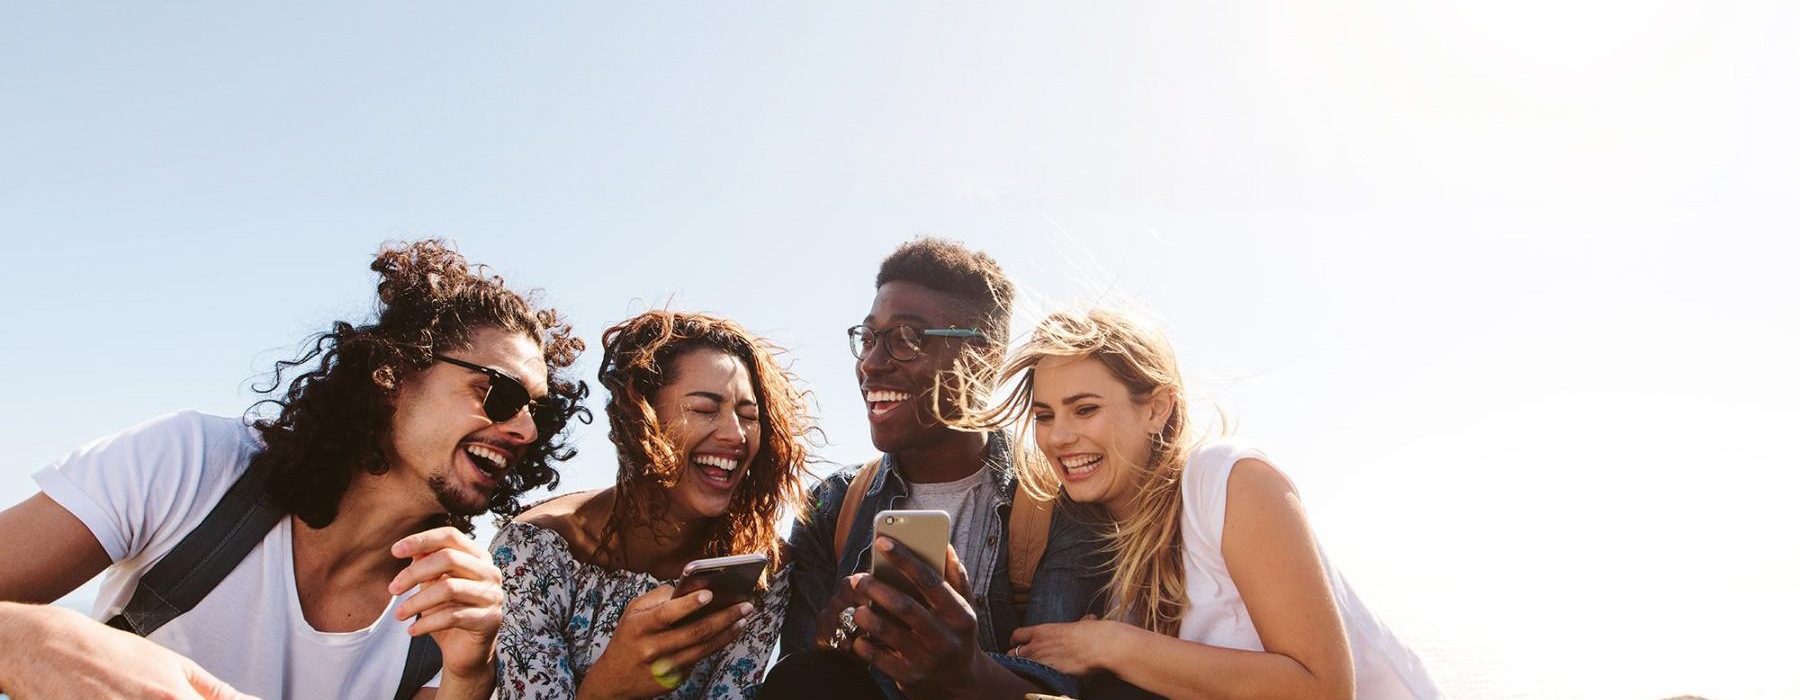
[763, 238, 1110, 700]
[0, 240, 586, 700]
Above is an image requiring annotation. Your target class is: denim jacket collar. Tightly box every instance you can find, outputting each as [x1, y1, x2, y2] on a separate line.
[863, 431, 1016, 508]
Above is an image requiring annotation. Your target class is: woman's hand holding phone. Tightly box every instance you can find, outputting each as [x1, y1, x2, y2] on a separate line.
[576, 584, 751, 700]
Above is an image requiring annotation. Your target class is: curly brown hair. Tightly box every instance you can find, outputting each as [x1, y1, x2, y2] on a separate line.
[248, 239, 589, 534]
[595, 310, 814, 583]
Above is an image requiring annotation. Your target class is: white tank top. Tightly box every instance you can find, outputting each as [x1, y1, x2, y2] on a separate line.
[1177, 439, 1441, 699]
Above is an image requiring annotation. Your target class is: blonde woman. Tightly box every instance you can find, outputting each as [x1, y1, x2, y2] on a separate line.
[980, 310, 1439, 700]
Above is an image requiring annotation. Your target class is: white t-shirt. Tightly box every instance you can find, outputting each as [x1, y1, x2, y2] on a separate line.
[33, 411, 439, 700]
[1178, 439, 1441, 700]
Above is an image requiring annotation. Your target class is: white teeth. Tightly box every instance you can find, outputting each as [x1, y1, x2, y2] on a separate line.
[466, 444, 508, 472]
[863, 390, 913, 404]
[693, 454, 740, 472]
[1061, 454, 1101, 471]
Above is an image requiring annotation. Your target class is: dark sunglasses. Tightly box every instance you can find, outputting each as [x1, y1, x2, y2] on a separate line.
[433, 354, 566, 438]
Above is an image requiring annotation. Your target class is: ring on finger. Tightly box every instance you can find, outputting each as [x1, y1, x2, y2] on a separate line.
[827, 605, 859, 650]
[650, 657, 684, 689]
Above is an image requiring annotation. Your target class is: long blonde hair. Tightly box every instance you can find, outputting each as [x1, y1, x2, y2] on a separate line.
[960, 308, 1204, 635]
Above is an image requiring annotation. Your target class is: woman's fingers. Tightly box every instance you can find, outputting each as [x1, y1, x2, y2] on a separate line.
[651, 587, 717, 628]
[662, 607, 751, 667]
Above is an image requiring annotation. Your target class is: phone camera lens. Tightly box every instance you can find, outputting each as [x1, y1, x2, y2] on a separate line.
[885, 516, 895, 524]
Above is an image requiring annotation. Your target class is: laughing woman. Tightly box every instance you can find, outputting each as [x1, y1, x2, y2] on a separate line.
[980, 309, 1440, 700]
[492, 311, 812, 700]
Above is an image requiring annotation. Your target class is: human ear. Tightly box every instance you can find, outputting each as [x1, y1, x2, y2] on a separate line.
[1145, 386, 1176, 437]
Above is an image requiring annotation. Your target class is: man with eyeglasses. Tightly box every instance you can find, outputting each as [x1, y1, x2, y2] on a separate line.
[0, 240, 584, 700]
[761, 238, 1109, 700]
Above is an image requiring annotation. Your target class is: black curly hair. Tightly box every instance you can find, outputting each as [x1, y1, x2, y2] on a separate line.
[247, 239, 589, 533]
[876, 236, 1015, 346]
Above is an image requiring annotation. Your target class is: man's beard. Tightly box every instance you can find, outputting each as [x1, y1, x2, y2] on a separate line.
[427, 473, 494, 516]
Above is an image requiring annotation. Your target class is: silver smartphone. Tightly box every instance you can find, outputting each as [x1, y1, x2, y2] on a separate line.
[870, 509, 951, 599]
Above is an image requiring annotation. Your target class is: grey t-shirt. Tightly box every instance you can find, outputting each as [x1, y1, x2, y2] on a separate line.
[898, 466, 1001, 599]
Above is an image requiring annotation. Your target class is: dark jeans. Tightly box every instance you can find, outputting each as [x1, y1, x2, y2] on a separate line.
[759, 648, 1084, 700]
[761, 650, 1166, 700]
[759, 649, 886, 700]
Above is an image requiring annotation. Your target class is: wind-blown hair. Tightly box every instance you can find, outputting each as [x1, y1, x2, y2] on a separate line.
[961, 308, 1205, 636]
[880, 237, 1016, 422]
[595, 310, 814, 586]
[248, 239, 588, 534]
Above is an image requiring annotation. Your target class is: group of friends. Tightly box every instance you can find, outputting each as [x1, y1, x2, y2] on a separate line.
[0, 237, 1442, 700]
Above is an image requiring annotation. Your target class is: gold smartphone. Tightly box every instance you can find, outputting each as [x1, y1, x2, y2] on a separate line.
[870, 509, 950, 599]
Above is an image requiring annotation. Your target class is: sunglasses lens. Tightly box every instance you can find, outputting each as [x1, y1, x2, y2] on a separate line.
[483, 375, 530, 423]
[531, 397, 566, 437]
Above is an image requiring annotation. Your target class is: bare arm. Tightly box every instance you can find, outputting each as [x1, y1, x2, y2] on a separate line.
[0, 492, 111, 602]
[0, 602, 257, 699]
[1012, 459, 1354, 700]
[0, 495, 263, 699]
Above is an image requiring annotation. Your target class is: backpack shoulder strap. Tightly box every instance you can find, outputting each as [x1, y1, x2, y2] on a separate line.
[1006, 484, 1056, 616]
[832, 458, 884, 562]
[107, 461, 283, 636]
[392, 634, 443, 700]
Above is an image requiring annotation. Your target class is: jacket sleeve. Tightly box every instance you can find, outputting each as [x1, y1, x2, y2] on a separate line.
[778, 469, 852, 655]
[1023, 502, 1111, 626]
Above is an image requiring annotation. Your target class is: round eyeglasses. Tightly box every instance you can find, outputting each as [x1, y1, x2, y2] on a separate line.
[846, 324, 988, 363]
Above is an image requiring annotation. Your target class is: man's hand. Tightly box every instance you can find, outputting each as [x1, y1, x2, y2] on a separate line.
[389, 527, 504, 697]
[577, 585, 752, 700]
[845, 539, 1015, 699]
[809, 573, 875, 657]
[0, 602, 259, 700]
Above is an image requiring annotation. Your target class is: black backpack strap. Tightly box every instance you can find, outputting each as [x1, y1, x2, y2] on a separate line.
[393, 634, 443, 700]
[107, 462, 283, 635]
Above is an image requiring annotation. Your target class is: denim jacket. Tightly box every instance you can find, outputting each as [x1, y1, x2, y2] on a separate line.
[780, 434, 1110, 697]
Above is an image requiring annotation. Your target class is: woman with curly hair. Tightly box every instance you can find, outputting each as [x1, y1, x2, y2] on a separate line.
[492, 310, 814, 700]
[975, 309, 1440, 700]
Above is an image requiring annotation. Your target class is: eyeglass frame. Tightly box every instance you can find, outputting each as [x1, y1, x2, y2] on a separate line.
[846, 324, 989, 363]
[432, 353, 566, 437]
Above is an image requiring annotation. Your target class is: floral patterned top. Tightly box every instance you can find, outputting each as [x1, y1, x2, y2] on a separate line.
[491, 520, 788, 700]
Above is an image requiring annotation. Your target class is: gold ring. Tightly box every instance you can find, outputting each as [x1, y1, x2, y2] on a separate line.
[650, 657, 684, 689]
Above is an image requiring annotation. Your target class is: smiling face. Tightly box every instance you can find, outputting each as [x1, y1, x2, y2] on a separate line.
[387, 325, 549, 516]
[856, 280, 992, 453]
[654, 347, 763, 521]
[1029, 355, 1172, 516]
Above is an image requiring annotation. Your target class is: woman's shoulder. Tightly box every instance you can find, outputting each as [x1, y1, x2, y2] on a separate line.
[1178, 438, 1282, 541]
[507, 489, 610, 547]
[1184, 437, 1271, 480]
[494, 490, 609, 563]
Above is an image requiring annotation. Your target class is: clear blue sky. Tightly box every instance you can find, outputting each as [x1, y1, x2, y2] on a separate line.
[4, 3, 1798, 698]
